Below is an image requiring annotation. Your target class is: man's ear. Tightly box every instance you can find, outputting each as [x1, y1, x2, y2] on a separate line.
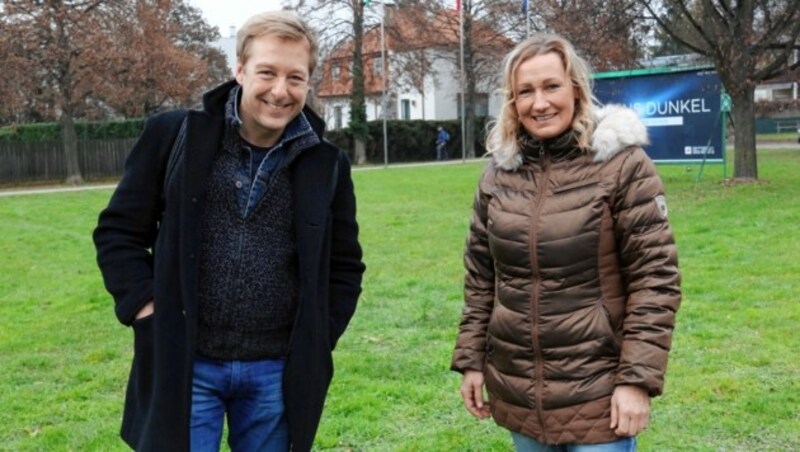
[235, 61, 245, 84]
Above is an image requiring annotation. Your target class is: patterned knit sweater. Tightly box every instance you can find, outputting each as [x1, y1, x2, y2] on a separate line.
[195, 87, 315, 360]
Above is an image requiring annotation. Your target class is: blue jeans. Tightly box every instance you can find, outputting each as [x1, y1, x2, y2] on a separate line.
[511, 432, 637, 452]
[190, 356, 289, 452]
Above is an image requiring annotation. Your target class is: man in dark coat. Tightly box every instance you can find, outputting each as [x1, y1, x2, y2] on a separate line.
[93, 11, 365, 451]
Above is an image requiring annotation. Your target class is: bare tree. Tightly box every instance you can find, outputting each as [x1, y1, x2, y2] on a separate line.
[641, 0, 800, 181]
[0, 20, 38, 124]
[100, 0, 228, 117]
[0, 0, 228, 183]
[293, 0, 510, 159]
[349, 0, 369, 164]
[417, 1, 514, 158]
[289, 0, 370, 164]
[535, 0, 649, 71]
[2, 0, 118, 184]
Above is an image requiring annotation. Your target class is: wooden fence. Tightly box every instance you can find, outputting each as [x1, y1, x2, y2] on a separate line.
[0, 139, 136, 185]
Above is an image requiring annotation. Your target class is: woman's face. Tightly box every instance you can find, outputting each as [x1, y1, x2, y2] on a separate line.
[514, 52, 576, 140]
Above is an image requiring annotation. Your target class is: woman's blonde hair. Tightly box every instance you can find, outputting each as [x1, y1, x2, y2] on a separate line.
[237, 11, 319, 75]
[486, 34, 596, 157]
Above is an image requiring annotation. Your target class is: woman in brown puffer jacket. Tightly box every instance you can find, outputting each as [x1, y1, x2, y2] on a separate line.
[451, 34, 681, 451]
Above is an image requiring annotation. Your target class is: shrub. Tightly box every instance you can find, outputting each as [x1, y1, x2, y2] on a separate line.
[0, 119, 146, 142]
[328, 117, 490, 164]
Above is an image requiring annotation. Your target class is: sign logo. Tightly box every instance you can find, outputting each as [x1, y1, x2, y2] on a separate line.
[654, 195, 668, 218]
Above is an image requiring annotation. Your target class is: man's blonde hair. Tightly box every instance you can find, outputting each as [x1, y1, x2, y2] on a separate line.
[236, 11, 319, 75]
[487, 34, 596, 156]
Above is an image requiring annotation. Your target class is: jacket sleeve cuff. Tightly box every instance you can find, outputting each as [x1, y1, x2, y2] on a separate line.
[614, 365, 664, 397]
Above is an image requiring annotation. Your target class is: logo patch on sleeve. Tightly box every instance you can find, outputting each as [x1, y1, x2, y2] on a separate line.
[654, 195, 668, 218]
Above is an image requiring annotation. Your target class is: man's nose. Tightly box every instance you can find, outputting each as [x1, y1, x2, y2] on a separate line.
[271, 77, 289, 97]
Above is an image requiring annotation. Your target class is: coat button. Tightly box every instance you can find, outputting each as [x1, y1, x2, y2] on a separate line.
[191, 197, 197, 203]
[182, 310, 186, 316]
[189, 253, 195, 259]
[235, 180, 243, 189]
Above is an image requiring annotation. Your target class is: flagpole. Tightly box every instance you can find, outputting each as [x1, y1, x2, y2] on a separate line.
[459, 0, 466, 163]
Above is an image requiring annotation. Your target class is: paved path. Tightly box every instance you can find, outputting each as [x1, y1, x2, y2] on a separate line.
[0, 183, 118, 198]
[5, 143, 799, 198]
[0, 158, 486, 198]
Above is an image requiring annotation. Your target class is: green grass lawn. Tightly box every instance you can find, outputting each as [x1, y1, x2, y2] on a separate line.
[1, 147, 799, 450]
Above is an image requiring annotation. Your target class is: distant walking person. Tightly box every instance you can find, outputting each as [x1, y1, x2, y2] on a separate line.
[452, 34, 681, 451]
[93, 10, 365, 452]
[436, 126, 451, 160]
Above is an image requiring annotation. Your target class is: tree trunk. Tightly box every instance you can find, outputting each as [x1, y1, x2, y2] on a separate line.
[354, 139, 366, 165]
[463, 0, 476, 158]
[349, 0, 368, 165]
[60, 112, 84, 184]
[727, 84, 758, 181]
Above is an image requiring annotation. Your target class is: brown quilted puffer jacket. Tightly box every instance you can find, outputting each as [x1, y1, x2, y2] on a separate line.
[451, 105, 682, 445]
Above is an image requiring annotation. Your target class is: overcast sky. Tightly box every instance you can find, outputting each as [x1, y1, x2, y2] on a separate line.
[189, 0, 286, 37]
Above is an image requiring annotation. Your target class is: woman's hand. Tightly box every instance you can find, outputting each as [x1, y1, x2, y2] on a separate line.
[610, 385, 650, 437]
[460, 370, 491, 419]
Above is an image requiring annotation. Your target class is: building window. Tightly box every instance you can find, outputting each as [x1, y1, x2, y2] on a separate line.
[334, 106, 343, 130]
[401, 99, 411, 120]
[332, 65, 341, 79]
[372, 58, 383, 77]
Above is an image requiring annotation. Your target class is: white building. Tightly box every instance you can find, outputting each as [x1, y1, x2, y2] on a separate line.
[315, 7, 510, 129]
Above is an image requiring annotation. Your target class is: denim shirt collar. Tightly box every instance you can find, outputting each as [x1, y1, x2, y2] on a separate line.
[222, 85, 320, 158]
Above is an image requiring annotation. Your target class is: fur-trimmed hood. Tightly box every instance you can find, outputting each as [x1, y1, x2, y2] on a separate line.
[493, 104, 649, 170]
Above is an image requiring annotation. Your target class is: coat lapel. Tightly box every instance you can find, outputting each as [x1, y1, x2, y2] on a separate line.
[184, 112, 223, 205]
[179, 111, 223, 318]
[292, 147, 338, 287]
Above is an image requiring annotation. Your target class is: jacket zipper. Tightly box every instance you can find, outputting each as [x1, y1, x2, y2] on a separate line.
[529, 146, 549, 433]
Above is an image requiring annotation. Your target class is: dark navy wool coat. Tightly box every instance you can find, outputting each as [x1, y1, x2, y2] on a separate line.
[94, 80, 365, 451]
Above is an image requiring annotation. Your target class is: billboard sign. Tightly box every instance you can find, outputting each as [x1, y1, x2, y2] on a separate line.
[593, 67, 725, 163]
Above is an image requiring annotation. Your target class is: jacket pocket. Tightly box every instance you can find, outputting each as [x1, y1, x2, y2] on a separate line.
[597, 301, 621, 355]
[132, 314, 155, 350]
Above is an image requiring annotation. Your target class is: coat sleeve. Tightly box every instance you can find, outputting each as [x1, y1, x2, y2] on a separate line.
[93, 111, 186, 326]
[611, 147, 682, 396]
[327, 150, 366, 349]
[451, 165, 496, 373]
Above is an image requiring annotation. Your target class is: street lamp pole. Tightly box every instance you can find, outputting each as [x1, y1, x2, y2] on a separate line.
[459, 0, 466, 163]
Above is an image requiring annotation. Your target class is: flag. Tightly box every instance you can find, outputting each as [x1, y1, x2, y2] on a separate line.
[522, 0, 528, 14]
[365, 0, 372, 6]
[456, 0, 460, 11]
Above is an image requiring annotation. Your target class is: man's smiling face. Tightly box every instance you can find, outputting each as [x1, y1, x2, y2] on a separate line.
[235, 34, 311, 147]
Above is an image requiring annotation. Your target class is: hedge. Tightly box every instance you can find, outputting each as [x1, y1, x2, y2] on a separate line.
[0, 119, 146, 142]
[0, 116, 493, 164]
[327, 117, 490, 164]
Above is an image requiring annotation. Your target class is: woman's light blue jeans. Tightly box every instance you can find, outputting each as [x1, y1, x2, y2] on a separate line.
[511, 432, 637, 452]
[190, 356, 288, 452]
